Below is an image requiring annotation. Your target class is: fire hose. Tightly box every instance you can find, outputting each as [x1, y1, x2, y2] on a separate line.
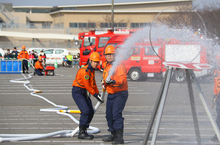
[0, 59, 106, 142]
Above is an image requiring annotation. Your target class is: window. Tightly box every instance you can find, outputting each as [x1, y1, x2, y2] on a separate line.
[55, 50, 64, 54]
[145, 46, 159, 55]
[98, 37, 111, 48]
[131, 23, 139, 28]
[131, 46, 141, 55]
[79, 23, 87, 28]
[42, 22, 51, 28]
[69, 23, 78, 28]
[44, 49, 53, 54]
[83, 37, 96, 47]
[100, 23, 110, 28]
[118, 23, 127, 27]
[131, 23, 150, 28]
[32, 9, 50, 13]
[88, 23, 96, 28]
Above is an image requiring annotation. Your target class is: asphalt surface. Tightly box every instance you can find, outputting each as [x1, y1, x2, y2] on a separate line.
[0, 67, 219, 145]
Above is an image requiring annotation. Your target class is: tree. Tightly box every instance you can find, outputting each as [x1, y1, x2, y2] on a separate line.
[156, 2, 220, 43]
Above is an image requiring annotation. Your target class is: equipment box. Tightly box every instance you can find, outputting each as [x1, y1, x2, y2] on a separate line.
[0, 60, 22, 74]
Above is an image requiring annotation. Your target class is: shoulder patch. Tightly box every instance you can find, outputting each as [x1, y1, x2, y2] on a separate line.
[84, 75, 90, 80]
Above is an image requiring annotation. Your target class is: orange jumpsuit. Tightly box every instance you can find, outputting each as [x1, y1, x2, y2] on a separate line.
[17, 50, 29, 59]
[103, 61, 128, 94]
[35, 61, 44, 70]
[72, 65, 99, 96]
[17, 50, 29, 73]
[103, 61, 128, 132]
[72, 64, 99, 128]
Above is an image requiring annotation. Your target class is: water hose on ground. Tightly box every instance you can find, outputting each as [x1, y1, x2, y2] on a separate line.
[0, 61, 106, 142]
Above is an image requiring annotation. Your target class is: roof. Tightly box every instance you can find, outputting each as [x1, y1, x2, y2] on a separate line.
[12, 0, 193, 8]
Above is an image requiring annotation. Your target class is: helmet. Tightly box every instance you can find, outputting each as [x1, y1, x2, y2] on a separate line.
[22, 45, 26, 49]
[105, 45, 115, 55]
[38, 56, 42, 60]
[89, 52, 100, 62]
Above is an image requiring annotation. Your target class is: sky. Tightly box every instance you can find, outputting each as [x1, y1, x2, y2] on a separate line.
[0, 0, 219, 8]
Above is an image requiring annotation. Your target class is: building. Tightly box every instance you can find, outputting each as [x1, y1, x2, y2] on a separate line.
[0, 0, 193, 49]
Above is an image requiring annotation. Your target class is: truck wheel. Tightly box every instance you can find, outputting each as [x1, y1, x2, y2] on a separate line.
[174, 70, 185, 82]
[129, 69, 141, 81]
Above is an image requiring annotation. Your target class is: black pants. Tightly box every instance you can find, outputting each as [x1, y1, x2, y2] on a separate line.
[22, 60, 28, 73]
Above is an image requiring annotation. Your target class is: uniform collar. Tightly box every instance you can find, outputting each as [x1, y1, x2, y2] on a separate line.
[87, 63, 94, 72]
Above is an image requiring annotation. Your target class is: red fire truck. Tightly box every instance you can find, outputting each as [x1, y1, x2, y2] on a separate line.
[77, 29, 130, 67]
[101, 38, 210, 82]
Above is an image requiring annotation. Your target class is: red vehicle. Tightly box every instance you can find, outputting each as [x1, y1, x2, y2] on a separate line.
[102, 38, 209, 82]
[77, 29, 130, 67]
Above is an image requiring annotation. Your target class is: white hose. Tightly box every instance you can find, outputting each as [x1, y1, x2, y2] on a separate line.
[0, 60, 104, 142]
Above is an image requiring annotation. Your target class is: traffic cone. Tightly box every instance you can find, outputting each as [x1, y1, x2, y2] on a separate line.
[54, 59, 58, 68]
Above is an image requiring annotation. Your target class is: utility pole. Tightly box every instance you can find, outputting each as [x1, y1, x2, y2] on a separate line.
[111, 0, 114, 30]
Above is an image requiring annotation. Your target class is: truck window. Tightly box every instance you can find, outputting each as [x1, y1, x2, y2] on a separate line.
[44, 49, 53, 54]
[84, 37, 95, 47]
[55, 50, 64, 54]
[145, 46, 159, 55]
[131, 47, 140, 55]
[98, 37, 111, 48]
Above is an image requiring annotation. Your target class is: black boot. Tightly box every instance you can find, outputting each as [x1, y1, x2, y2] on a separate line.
[102, 131, 116, 142]
[112, 130, 124, 144]
[78, 125, 94, 140]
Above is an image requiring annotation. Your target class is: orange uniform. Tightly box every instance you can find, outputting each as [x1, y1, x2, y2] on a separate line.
[72, 65, 99, 96]
[214, 69, 220, 95]
[35, 61, 44, 70]
[17, 50, 29, 59]
[103, 61, 128, 94]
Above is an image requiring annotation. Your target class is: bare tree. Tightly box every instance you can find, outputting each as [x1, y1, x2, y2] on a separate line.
[157, 2, 220, 42]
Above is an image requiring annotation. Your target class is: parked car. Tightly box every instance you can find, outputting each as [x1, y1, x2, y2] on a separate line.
[27, 48, 69, 65]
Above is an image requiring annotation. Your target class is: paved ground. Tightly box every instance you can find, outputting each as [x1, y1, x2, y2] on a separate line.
[0, 67, 219, 145]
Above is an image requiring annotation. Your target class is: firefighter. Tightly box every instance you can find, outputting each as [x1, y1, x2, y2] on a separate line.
[17, 46, 29, 73]
[211, 67, 220, 142]
[102, 45, 128, 144]
[34, 56, 44, 76]
[72, 52, 104, 140]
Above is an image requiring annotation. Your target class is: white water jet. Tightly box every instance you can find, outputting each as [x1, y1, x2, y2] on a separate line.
[106, 24, 215, 80]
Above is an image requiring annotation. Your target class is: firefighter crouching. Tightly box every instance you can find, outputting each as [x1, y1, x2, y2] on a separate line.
[72, 52, 104, 140]
[34, 56, 44, 76]
[102, 45, 128, 144]
[17, 45, 29, 73]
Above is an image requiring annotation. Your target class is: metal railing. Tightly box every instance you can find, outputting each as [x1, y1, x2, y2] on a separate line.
[0, 4, 19, 28]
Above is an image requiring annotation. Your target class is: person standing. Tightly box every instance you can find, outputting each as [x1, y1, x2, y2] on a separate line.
[11, 47, 18, 59]
[39, 50, 46, 67]
[34, 56, 44, 76]
[17, 46, 29, 73]
[102, 45, 128, 144]
[4, 49, 12, 59]
[72, 52, 104, 140]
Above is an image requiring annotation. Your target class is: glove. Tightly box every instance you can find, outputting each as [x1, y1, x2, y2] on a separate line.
[94, 93, 104, 103]
[105, 79, 116, 84]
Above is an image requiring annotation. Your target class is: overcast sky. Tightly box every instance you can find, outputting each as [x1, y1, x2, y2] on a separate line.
[0, 0, 219, 8]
